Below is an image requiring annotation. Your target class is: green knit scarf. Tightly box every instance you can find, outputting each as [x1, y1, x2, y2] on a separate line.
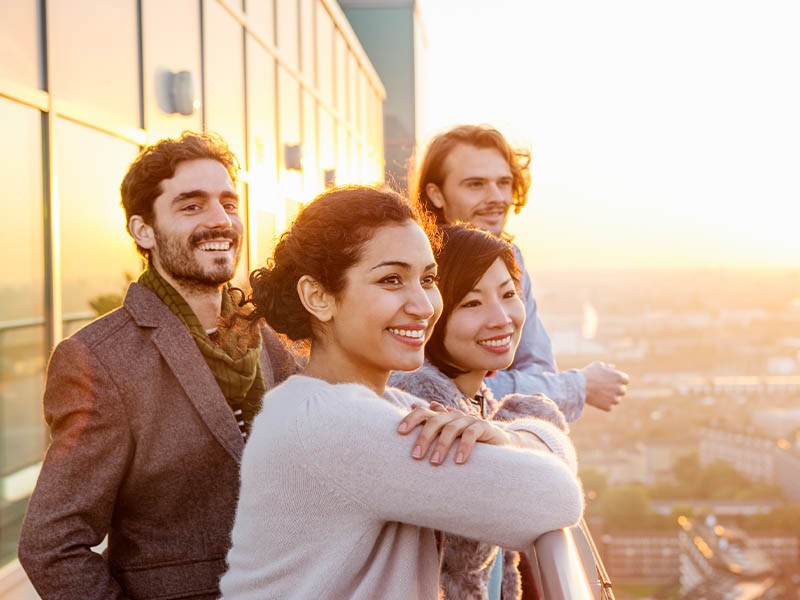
[139, 267, 265, 438]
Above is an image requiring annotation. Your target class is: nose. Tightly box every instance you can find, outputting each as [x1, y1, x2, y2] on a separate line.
[488, 182, 506, 203]
[405, 283, 439, 321]
[207, 199, 233, 228]
[486, 299, 513, 329]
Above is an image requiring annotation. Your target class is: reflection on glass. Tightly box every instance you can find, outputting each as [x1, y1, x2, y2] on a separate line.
[300, 0, 315, 80]
[0, 99, 43, 322]
[315, 4, 335, 106]
[0, 97, 45, 567]
[335, 37, 348, 112]
[0, 0, 39, 88]
[232, 181, 250, 290]
[276, 0, 299, 70]
[318, 109, 336, 180]
[246, 0, 275, 46]
[49, 0, 139, 127]
[56, 119, 142, 321]
[204, 0, 246, 162]
[302, 92, 318, 194]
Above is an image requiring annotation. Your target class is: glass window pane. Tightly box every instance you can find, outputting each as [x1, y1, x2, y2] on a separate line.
[232, 181, 250, 289]
[0, 99, 44, 322]
[0, 98, 46, 567]
[337, 124, 350, 184]
[0, 0, 40, 88]
[49, 0, 139, 128]
[204, 1, 246, 163]
[315, 4, 334, 107]
[245, 0, 275, 45]
[278, 69, 303, 203]
[302, 93, 317, 193]
[335, 36, 348, 113]
[300, 0, 315, 83]
[56, 120, 142, 324]
[318, 108, 336, 181]
[276, 0, 299, 70]
[246, 37, 282, 259]
[141, 0, 202, 141]
[348, 54, 358, 125]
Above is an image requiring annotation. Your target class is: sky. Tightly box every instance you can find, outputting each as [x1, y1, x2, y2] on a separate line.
[419, 0, 800, 270]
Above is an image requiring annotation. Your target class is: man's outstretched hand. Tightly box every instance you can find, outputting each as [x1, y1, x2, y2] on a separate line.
[582, 361, 629, 412]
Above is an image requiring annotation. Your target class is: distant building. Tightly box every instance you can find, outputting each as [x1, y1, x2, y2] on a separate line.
[698, 426, 777, 483]
[676, 375, 800, 398]
[338, 0, 428, 191]
[599, 532, 679, 584]
[678, 515, 777, 599]
[698, 424, 800, 500]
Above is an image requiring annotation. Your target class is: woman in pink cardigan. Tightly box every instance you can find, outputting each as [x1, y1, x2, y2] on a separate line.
[220, 187, 582, 599]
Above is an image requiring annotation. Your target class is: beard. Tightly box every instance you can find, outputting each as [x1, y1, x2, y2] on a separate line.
[152, 226, 242, 291]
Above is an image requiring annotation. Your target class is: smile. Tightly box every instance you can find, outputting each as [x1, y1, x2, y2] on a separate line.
[387, 328, 425, 339]
[478, 335, 512, 348]
[197, 241, 232, 251]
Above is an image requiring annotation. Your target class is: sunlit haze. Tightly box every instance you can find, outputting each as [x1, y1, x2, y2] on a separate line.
[420, 0, 800, 270]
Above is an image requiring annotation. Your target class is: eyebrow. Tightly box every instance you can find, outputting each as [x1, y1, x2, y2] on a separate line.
[468, 277, 514, 294]
[370, 261, 437, 272]
[172, 189, 239, 205]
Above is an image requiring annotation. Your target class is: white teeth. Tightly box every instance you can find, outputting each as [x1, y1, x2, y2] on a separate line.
[388, 328, 425, 339]
[478, 336, 511, 348]
[197, 241, 231, 251]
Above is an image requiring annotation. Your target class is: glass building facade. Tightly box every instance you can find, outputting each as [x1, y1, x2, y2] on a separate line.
[0, 0, 384, 587]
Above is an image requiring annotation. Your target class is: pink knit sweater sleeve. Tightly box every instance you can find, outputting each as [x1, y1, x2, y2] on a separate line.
[295, 382, 584, 550]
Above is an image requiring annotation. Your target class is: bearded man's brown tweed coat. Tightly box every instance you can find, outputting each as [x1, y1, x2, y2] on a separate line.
[18, 283, 298, 600]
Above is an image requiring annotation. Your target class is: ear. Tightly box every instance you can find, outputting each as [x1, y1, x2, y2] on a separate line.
[129, 215, 156, 250]
[426, 183, 446, 210]
[297, 275, 335, 323]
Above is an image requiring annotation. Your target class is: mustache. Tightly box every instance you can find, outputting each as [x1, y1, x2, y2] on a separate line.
[190, 227, 241, 245]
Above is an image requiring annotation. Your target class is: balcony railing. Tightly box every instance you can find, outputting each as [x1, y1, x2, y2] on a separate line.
[529, 518, 615, 600]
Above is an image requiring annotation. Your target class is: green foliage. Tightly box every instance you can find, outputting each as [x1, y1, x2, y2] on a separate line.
[579, 466, 608, 498]
[600, 485, 649, 530]
[87, 272, 136, 316]
[89, 293, 124, 316]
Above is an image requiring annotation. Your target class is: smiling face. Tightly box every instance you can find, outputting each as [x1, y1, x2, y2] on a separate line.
[144, 158, 243, 290]
[443, 257, 525, 396]
[317, 221, 443, 391]
[428, 144, 514, 236]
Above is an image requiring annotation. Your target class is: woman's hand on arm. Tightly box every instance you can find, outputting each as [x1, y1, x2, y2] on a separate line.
[397, 405, 522, 465]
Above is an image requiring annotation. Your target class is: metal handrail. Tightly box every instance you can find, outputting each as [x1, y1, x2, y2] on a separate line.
[530, 528, 595, 600]
[529, 520, 615, 600]
[581, 518, 615, 599]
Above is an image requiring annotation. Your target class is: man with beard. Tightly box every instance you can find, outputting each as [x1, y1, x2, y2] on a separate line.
[18, 132, 297, 600]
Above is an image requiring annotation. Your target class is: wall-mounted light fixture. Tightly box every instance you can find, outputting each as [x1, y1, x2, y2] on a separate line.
[324, 168, 336, 188]
[284, 144, 303, 171]
[157, 69, 197, 116]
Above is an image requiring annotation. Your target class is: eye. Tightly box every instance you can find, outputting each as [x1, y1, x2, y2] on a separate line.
[459, 299, 481, 309]
[421, 273, 439, 288]
[498, 178, 513, 189]
[467, 181, 484, 189]
[503, 289, 518, 299]
[223, 201, 239, 212]
[182, 203, 200, 212]
[379, 275, 402, 285]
